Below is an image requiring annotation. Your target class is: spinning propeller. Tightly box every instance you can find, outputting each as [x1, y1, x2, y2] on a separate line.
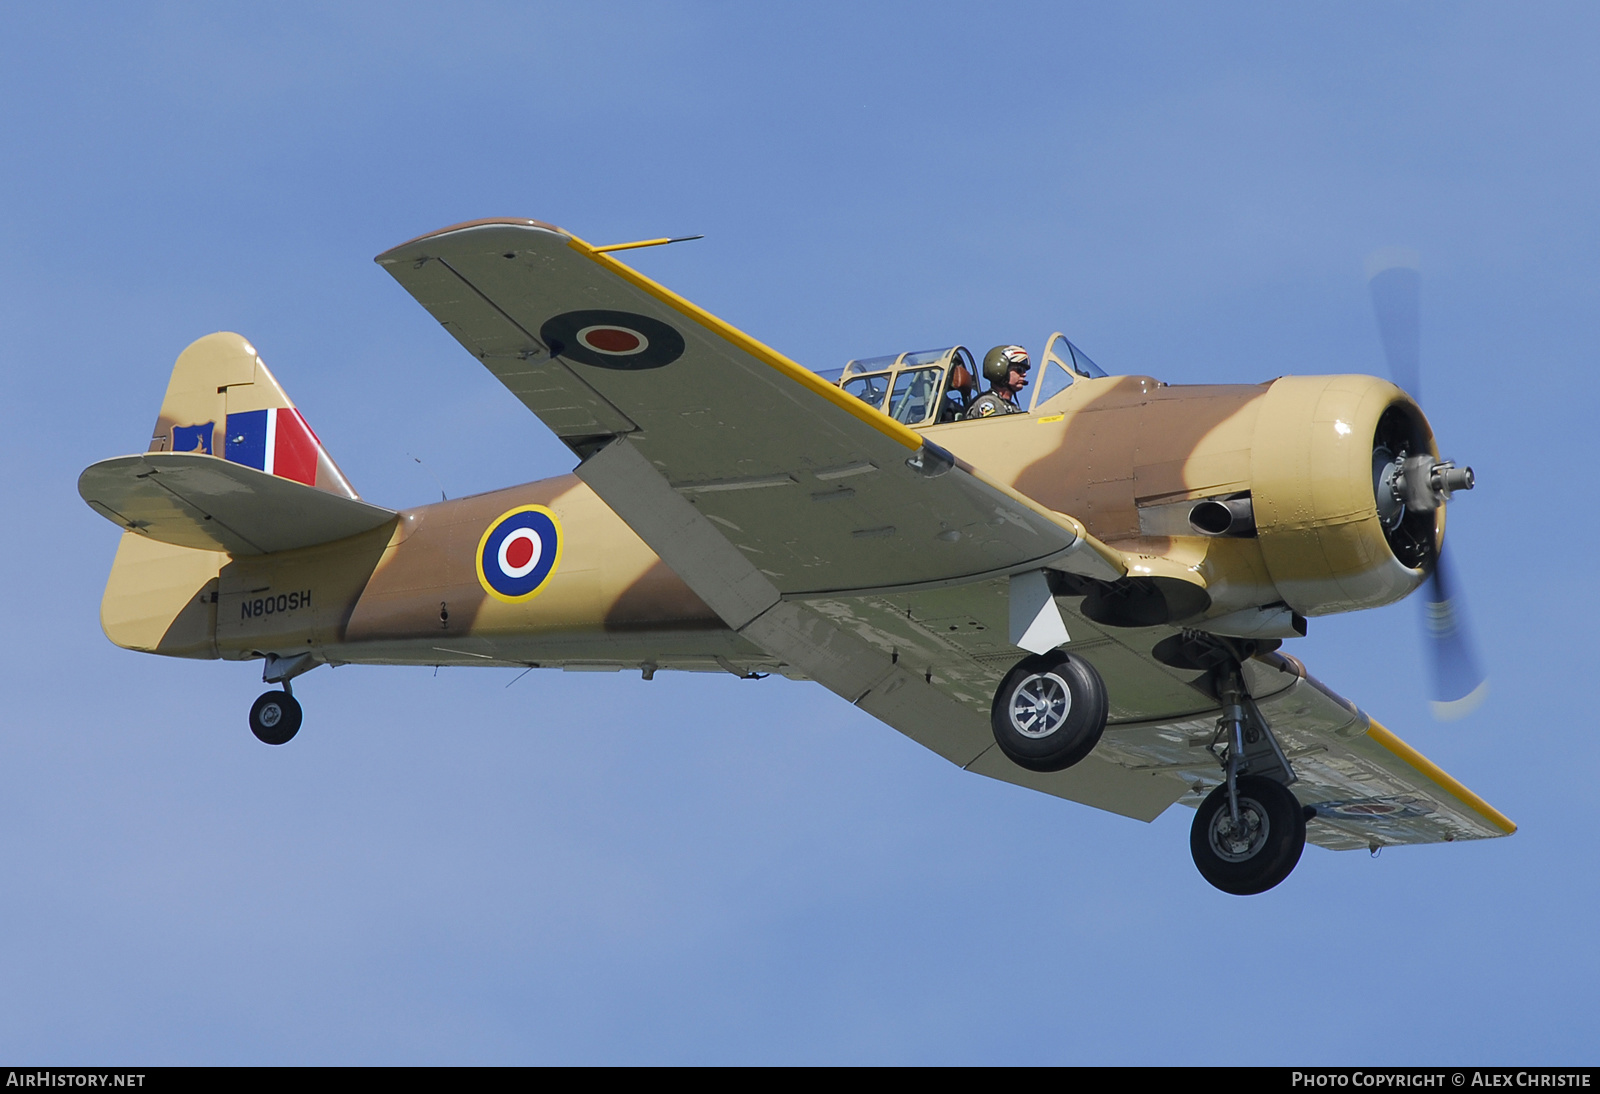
[1366, 249, 1488, 719]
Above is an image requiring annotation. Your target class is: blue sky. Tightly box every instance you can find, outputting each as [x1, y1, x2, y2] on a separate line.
[3, 2, 1598, 1064]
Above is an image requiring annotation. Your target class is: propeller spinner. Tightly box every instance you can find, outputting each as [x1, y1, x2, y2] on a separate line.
[1366, 249, 1487, 719]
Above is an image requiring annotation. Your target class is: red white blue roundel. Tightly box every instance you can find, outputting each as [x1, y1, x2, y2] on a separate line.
[475, 505, 563, 603]
[539, 309, 685, 370]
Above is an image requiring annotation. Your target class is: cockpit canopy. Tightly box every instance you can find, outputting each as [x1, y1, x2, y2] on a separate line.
[815, 334, 1107, 428]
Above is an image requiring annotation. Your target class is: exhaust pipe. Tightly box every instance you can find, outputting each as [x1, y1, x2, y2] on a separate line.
[1189, 495, 1256, 537]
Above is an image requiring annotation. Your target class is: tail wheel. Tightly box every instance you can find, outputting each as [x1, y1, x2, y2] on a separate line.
[990, 651, 1108, 772]
[249, 690, 303, 746]
[1190, 776, 1306, 895]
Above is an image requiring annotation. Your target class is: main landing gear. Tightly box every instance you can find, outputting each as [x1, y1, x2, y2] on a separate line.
[1166, 635, 1308, 895]
[249, 689, 302, 745]
[990, 650, 1109, 772]
[248, 652, 317, 746]
[1191, 776, 1305, 896]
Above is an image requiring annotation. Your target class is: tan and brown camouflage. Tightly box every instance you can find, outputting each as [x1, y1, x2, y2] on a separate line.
[79, 217, 1512, 870]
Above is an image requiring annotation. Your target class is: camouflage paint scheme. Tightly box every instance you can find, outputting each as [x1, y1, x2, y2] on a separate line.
[79, 219, 1512, 857]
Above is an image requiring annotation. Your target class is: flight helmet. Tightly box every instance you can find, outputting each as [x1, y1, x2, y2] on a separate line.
[982, 344, 1030, 385]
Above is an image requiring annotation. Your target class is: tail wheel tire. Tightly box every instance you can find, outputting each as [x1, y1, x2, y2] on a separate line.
[1190, 776, 1306, 895]
[990, 651, 1108, 772]
[249, 690, 303, 746]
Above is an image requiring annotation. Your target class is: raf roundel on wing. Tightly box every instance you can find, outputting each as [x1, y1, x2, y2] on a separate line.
[539, 309, 685, 370]
[476, 505, 563, 603]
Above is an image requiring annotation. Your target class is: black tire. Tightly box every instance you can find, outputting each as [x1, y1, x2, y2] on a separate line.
[249, 690, 302, 746]
[1190, 776, 1306, 895]
[990, 651, 1108, 772]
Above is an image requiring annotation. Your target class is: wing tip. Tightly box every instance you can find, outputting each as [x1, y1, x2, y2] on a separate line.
[375, 217, 569, 264]
[1366, 719, 1516, 836]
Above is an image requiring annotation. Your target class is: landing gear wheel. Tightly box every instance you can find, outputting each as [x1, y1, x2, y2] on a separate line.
[990, 651, 1108, 772]
[249, 690, 302, 746]
[1190, 776, 1306, 895]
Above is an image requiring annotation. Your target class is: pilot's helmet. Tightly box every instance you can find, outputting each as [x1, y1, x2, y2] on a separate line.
[982, 345, 1030, 385]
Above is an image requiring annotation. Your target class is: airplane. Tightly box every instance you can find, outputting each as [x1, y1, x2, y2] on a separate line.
[77, 217, 1514, 896]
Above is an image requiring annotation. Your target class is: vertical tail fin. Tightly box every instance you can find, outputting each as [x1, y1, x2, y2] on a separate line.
[98, 333, 361, 657]
[150, 332, 359, 499]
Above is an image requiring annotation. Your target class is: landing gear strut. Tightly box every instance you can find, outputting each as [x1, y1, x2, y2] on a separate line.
[1178, 640, 1308, 895]
[990, 650, 1108, 772]
[249, 652, 317, 746]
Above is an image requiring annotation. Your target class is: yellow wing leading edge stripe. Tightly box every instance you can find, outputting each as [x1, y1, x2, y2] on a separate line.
[562, 235, 925, 453]
[1366, 720, 1517, 835]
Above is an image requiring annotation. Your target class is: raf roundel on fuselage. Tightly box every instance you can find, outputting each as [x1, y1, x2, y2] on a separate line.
[476, 505, 563, 603]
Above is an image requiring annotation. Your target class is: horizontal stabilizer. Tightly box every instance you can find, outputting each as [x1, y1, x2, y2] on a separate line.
[80, 452, 395, 556]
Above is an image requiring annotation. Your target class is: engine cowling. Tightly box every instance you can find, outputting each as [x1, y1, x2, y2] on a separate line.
[1249, 375, 1447, 617]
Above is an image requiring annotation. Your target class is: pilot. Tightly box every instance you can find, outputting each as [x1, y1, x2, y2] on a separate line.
[968, 345, 1030, 417]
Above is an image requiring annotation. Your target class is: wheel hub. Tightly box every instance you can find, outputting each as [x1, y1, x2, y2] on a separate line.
[1008, 672, 1072, 739]
[1208, 797, 1270, 862]
[258, 703, 282, 728]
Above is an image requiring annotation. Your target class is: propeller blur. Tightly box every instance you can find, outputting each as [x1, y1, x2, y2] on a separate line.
[1367, 249, 1488, 719]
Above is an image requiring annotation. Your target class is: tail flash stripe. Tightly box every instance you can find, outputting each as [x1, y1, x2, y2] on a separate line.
[224, 407, 323, 487]
[274, 408, 319, 486]
[225, 409, 269, 472]
[263, 404, 279, 474]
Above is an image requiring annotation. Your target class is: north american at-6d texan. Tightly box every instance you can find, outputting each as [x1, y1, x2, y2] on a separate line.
[78, 218, 1511, 895]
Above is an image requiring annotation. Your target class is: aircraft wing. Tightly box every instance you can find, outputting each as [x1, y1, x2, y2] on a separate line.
[793, 577, 1514, 844]
[1220, 653, 1514, 848]
[1071, 646, 1517, 848]
[376, 219, 1124, 602]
